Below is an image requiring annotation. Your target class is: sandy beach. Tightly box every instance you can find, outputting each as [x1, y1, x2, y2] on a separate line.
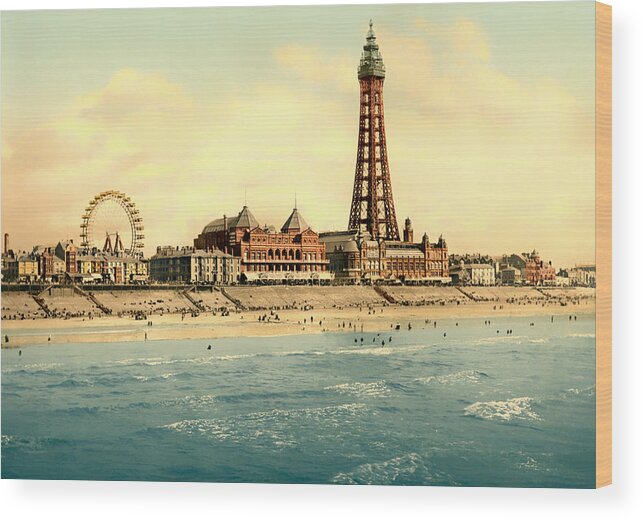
[1, 296, 595, 348]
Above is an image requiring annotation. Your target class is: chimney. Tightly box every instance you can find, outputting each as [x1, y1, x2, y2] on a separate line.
[3, 233, 8, 255]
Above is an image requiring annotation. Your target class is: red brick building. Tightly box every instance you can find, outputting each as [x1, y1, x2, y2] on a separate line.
[194, 206, 328, 276]
[524, 250, 556, 285]
[321, 226, 449, 284]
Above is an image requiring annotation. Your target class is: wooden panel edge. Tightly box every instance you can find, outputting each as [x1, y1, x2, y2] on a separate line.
[595, 0, 612, 489]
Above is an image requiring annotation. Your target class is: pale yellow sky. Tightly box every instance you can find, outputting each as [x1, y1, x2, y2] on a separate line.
[1, 3, 596, 267]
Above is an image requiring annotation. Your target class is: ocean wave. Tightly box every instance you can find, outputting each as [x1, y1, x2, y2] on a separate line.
[2, 362, 64, 374]
[1, 434, 15, 448]
[566, 333, 596, 338]
[416, 369, 488, 385]
[325, 380, 390, 398]
[331, 453, 454, 485]
[160, 394, 217, 409]
[471, 336, 528, 346]
[161, 403, 367, 447]
[132, 372, 177, 382]
[517, 456, 551, 472]
[563, 385, 596, 398]
[47, 377, 94, 388]
[0, 434, 72, 451]
[334, 344, 431, 357]
[464, 397, 540, 422]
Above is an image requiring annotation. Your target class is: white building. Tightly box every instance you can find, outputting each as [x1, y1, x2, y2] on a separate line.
[568, 265, 596, 287]
[150, 246, 240, 284]
[466, 263, 496, 286]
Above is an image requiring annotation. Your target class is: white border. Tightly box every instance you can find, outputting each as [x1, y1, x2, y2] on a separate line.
[1, 0, 641, 518]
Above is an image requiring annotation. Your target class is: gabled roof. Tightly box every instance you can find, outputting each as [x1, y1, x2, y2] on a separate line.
[202, 206, 260, 234]
[281, 208, 309, 232]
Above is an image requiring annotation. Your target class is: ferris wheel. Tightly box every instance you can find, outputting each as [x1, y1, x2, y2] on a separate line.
[80, 190, 145, 258]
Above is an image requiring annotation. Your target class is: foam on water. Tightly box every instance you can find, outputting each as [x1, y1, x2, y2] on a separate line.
[162, 403, 368, 447]
[161, 394, 217, 409]
[132, 372, 177, 382]
[2, 362, 63, 374]
[331, 453, 454, 485]
[464, 397, 540, 422]
[564, 385, 596, 398]
[472, 336, 528, 346]
[415, 369, 488, 385]
[325, 380, 390, 398]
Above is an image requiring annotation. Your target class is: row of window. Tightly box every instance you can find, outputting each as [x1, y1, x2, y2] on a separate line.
[244, 250, 320, 261]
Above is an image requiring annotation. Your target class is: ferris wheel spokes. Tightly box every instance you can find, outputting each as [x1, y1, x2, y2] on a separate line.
[80, 190, 144, 259]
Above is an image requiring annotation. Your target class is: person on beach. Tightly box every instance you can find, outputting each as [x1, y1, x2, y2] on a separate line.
[18, 350, 21, 356]
[4, 334, 8, 343]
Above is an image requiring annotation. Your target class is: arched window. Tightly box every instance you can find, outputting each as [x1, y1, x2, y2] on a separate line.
[288, 249, 294, 260]
[268, 249, 273, 259]
[296, 250, 301, 260]
[282, 249, 287, 259]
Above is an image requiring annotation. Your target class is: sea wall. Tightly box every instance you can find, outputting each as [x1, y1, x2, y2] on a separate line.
[1, 285, 595, 319]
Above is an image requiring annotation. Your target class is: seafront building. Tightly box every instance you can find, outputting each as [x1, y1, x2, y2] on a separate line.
[495, 250, 556, 286]
[18, 254, 39, 283]
[449, 262, 496, 286]
[149, 246, 240, 284]
[568, 264, 596, 287]
[321, 227, 449, 284]
[194, 205, 329, 282]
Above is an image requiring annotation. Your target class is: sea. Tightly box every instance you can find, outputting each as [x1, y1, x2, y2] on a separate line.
[1, 313, 596, 487]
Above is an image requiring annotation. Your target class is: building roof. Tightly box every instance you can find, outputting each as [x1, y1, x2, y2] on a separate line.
[202, 206, 260, 234]
[151, 248, 235, 260]
[281, 208, 309, 232]
[32, 244, 55, 254]
[465, 263, 494, 269]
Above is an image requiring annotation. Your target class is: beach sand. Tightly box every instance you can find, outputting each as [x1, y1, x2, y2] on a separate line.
[1, 298, 595, 348]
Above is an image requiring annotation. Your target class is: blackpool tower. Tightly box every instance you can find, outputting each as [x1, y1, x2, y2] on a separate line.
[348, 20, 400, 241]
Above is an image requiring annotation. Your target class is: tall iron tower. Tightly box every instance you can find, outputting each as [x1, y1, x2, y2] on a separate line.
[348, 20, 400, 241]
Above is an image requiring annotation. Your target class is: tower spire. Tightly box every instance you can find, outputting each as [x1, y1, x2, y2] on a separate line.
[348, 21, 399, 241]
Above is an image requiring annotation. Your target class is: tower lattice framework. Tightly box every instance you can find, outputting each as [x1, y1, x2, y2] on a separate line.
[348, 21, 400, 241]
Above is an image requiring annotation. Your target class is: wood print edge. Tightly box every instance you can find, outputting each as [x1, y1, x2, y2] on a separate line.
[595, 0, 612, 489]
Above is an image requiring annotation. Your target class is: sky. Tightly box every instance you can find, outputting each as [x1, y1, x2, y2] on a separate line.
[1, 2, 596, 267]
